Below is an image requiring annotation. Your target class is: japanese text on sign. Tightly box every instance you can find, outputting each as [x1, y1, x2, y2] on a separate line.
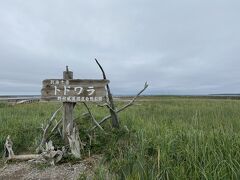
[41, 79, 109, 102]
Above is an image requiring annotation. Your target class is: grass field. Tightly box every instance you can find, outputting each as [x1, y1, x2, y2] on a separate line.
[1, 96, 240, 179]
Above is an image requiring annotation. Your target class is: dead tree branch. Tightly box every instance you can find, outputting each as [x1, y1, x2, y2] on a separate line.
[51, 118, 63, 134]
[66, 124, 81, 158]
[5, 136, 64, 165]
[120, 82, 149, 110]
[88, 82, 148, 132]
[95, 58, 119, 128]
[4, 135, 14, 160]
[37, 105, 63, 153]
[97, 103, 115, 111]
[82, 102, 105, 131]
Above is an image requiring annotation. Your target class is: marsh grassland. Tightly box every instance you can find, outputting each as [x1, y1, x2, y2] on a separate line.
[1, 96, 240, 179]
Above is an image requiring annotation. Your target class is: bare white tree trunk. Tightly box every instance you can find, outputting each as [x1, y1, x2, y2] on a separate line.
[66, 124, 81, 158]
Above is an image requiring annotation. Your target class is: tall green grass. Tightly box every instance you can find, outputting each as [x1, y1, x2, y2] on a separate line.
[1, 97, 240, 179]
[0, 102, 61, 154]
[97, 98, 240, 179]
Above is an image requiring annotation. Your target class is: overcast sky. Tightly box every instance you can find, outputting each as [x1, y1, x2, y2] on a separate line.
[0, 0, 240, 95]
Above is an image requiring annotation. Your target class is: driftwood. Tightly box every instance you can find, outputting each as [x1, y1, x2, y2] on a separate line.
[37, 106, 63, 153]
[4, 136, 63, 165]
[4, 136, 40, 161]
[88, 82, 148, 132]
[51, 118, 63, 135]
[34, 105, 84, 162]
[95, 59, 120, 128]
[82, 102, 104, 131]
[40, 141, 64, 165]
[4, 135, 14, 159]
[66, 124, 81, 158]
[36, 104, 81, 159]
[8, 154, 41, 161]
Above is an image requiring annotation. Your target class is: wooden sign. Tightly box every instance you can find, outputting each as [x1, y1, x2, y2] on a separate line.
[41, 79, 109, 102]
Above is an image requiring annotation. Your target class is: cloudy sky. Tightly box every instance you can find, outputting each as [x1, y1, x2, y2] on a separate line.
[0, 0, 240, 95]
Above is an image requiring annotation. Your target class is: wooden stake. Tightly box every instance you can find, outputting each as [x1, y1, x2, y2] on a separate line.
[62, 66, 75, 143]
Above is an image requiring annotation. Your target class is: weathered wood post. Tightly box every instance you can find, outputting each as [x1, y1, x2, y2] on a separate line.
[62, 66, 75, 143]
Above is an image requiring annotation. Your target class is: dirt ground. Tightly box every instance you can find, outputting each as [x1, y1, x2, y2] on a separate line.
[0, 155, 101, 180]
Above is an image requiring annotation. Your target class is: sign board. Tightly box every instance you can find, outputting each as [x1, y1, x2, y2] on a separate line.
[41, 79, 109, 102]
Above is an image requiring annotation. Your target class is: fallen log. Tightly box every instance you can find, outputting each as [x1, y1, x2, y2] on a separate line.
[4, 136, 63, 165]
[6, 154, 41, 161]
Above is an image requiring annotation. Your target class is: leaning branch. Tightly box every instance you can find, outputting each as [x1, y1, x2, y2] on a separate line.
[88, 82, 148, 132]
[97, 103, 115, 111]
[51, 118, 63, 134]
[37, 106, 63, 153]
[120, 82, 149, 110]
[95, 58, 119, 128]
[82, 102, 104, 131]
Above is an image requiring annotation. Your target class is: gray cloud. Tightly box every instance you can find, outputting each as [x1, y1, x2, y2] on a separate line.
[0, 0, 240, 95]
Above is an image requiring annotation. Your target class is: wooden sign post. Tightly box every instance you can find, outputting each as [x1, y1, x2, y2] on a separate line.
[62, 67, 74, 142]
[41, 66, 109, 146]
